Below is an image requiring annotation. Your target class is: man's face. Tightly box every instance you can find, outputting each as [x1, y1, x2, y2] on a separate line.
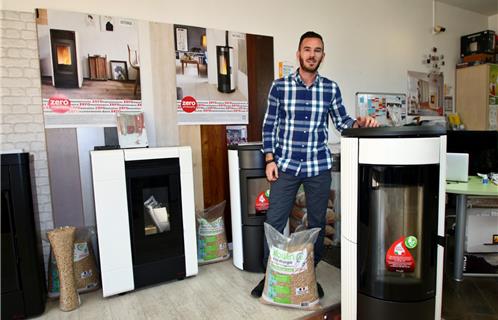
[297, 37, 325, 73]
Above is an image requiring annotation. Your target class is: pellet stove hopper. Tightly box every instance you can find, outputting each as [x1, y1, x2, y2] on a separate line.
[340, 126, 446, 320]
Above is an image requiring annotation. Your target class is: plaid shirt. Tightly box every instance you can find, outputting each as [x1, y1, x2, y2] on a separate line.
[262, 70, 356, 177]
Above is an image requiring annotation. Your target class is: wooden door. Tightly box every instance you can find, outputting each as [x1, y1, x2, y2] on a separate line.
[247, 34, 275, 141]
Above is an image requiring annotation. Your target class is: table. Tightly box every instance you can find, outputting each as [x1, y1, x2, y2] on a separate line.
[180, 59, 200, 75]
[446, 176, 498, 281]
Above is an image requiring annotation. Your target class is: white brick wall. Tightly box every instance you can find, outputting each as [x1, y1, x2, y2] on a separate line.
[0, 10, 54, 274]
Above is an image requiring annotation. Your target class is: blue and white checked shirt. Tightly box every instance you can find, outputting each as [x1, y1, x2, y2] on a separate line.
[262, 70, 356, 177]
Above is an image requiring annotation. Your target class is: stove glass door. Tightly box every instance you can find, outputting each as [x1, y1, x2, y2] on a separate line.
[126, 158, 184, 266]
[239, 169, 269, 226]
[358, 164, 439, 302]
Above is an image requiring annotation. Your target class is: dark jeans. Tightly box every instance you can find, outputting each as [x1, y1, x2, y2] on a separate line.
[263, 168, 332, 268]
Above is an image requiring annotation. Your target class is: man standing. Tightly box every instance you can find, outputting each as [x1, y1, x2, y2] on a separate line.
[251, 31, 379, 298]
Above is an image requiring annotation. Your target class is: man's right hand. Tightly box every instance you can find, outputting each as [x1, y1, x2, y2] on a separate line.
[266, 162, 279, 182]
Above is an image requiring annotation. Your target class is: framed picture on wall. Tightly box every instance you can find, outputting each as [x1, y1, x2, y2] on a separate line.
[110, 60, 128, 81]
[176, 27, 188, 52]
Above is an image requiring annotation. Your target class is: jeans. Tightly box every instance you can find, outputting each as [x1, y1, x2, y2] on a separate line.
[263, 168, 332, 268]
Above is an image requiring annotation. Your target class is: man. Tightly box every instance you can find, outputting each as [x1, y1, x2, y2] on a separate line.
[251, 31, 379, 298]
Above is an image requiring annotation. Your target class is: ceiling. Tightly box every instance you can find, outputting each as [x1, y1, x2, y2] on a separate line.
[437, 0, 498, 16]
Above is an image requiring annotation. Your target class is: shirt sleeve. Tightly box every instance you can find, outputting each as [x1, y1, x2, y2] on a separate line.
[329, 82, 356, 132]
[262, 81, 280, 154]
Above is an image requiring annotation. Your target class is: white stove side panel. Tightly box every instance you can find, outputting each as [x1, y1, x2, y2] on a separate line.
[228, 150, 243, 270]
[90, 150, 134, 297]
[438, 135, 447, 237]
[178, 147, 198, 277]
[359, 137, 440, 165]
[341, 137, 359, 244]
[341, 238, 357, 320]
[340, 137, 359, 320]
[435, 245, 444, 320]
[435, 135, 447, 320]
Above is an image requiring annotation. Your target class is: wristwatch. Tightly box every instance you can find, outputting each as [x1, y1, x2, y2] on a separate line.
[265, 159, 275, 165]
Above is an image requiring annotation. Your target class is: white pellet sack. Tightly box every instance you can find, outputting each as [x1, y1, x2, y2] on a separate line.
[260, 223, 321, 310]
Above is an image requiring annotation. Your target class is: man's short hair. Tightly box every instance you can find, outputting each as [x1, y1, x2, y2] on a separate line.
[298, 31, 324, 50]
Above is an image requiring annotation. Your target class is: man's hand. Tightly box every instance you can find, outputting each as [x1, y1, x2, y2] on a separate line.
[266, 162, 279, 182]
[354, 116, 380, 128]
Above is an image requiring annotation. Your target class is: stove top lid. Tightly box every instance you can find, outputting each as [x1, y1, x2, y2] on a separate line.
[228, 142, 263, 150]
[341, 125, 446, 138]
[1, 152, 30, 165]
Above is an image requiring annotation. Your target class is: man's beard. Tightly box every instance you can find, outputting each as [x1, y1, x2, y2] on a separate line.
[299, 56, 322, 73]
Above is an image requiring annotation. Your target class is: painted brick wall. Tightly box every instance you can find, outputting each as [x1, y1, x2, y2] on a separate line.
[0, 10, 54, 272]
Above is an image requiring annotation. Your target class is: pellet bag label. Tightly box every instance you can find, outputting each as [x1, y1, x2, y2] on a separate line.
[198, 217, 224, 236]
[74, 242, 89, 262]
[385, 236, 415, 273]
[270, 246, 308, 274]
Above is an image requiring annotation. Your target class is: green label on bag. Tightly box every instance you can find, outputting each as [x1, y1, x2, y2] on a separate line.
[274, 285, 290, 295]
[204, 254, 218, 260]
[274, 296, 291, 304]
[205, 236, 217, 242]
[205, 245, 217, 252]
[270, 246, 308, 274]
[274, 274, 291, 283]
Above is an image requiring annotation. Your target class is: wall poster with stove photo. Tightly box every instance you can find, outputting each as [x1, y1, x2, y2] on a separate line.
[36, 8, 143, 128]
[173, 24, 251, 124]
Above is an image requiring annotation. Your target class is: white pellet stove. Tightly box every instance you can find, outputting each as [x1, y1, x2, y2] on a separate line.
[340, 126, 446, 320]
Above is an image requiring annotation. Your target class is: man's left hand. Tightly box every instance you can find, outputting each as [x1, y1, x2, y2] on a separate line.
[354, 116, 380, 128]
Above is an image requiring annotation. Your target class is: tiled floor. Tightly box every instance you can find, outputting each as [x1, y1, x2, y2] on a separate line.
[442, 275, 498, 320]
[442, 231, 498, 320]
[34, 259, 341, 320]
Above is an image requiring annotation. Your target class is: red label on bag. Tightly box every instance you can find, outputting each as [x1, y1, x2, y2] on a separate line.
[385, 237, 415, 273]
[255, 189, 270, 212]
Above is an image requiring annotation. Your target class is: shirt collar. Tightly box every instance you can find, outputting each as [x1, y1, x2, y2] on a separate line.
[293, 68, 321, 87]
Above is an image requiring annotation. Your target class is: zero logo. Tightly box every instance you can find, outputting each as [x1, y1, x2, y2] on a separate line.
[48, 95, 71, 113]
[181, 96, 197, 113]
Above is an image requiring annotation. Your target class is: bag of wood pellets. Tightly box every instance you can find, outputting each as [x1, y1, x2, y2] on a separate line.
[196, 201, 230, 264]
[46, 227, 100, 298]
[260, 223, 321, 310]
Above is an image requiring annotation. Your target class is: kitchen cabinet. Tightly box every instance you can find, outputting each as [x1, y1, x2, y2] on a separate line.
[455, 64, 498, 130]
